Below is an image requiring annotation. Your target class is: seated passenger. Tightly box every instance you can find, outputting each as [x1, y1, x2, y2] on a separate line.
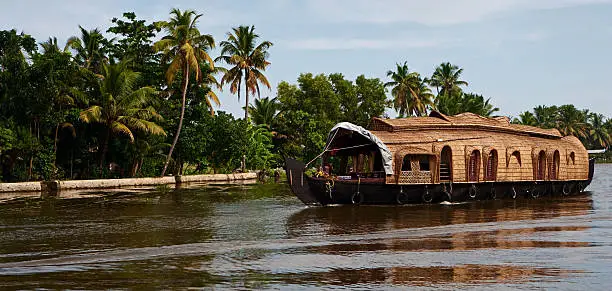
[323, 164, 331, 175]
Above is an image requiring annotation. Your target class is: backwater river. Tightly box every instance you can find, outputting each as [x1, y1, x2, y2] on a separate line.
[1, 164, 611, 290]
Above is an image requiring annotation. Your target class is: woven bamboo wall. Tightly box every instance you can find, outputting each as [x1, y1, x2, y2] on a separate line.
[377, 128, 589, 184]
[398, 171, 432, 184]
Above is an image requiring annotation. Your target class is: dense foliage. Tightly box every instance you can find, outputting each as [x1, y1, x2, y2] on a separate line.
[514, 105, 612, 150]
[1, 10, 611, 182]
[0, 11, 276, 182]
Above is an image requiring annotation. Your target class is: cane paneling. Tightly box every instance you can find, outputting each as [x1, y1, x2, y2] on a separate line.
[369, 113, 589, 184]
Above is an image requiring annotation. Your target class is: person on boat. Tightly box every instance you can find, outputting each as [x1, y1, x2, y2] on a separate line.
[323, 164, 330, 175]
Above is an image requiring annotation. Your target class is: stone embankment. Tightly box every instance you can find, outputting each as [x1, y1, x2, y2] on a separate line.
[0, 173, 258, 196]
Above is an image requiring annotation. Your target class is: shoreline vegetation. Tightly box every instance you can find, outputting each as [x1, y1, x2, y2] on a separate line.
[1, 9, 611, 184]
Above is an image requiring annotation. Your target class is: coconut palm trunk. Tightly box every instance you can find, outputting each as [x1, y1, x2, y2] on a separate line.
[244, 68, 249, 120]
[54, 123, 60, 165]
[161, 66, 189, 177]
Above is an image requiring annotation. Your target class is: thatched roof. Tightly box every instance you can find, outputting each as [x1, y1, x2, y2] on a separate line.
[371, 111, 562, 138]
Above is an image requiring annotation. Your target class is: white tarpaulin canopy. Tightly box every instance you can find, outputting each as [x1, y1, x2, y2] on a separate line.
[326, 122, 393, 175]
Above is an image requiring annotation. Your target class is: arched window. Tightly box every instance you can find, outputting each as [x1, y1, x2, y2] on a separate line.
[440, 146, 452, 181]
[550, 150, 560, 180]
[568, 152, 576, 165]
[485, 150, 498, 181]
[507, 150, 521, 167]
[468, 150, 480, 182]
[536, 150, 546, 180]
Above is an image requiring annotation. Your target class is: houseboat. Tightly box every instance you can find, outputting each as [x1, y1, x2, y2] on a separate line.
[285, 111, 595, 205]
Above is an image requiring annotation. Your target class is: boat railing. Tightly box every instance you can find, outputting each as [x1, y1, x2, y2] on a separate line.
[398, 170, 432, 184]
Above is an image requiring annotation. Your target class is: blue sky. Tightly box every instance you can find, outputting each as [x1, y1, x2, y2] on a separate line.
[2, 0, 611, 118]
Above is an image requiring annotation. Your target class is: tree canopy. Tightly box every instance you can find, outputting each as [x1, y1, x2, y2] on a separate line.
[0, 9, 610, 182]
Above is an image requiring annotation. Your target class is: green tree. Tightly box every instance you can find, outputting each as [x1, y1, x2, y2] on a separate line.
[79, 62, 165, 174]
[0, 125, 16, 180]
[106, 12, 162, 87]
[429, 62, 468, 97]
[513, 111, 537, 126]
[32, 39, 83, 167]
[555, 104, 588, 138]
[587, 113, 610, 148]
[40, 37, 67, 55]
[409, 78, 435, 116]
[126, 136, 169, 177]
[216, 25, 273, 120]
[385, 62, 430, 116]
[0, 29, 36, 116]
[334, 74, 390, 126]
[154, 8, 215, 176]
[245, 124, 275, 170]
[532, 105, 558, 128]
[435, 92, 499, 117]
[107, 12, 160, 64]
[205, 112, 249, 173]
[249, 96, 280, 127]
[462, 93, 499, 117]
[276, 73, 389, 161]
[65, 26, 109, 72]
[605, 119, 612, 149]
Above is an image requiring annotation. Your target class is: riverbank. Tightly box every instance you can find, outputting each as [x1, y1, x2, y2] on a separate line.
[0, 173, 258, 196]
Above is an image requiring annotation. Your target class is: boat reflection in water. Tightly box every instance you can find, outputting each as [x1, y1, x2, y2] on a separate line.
[284, 194, 593, 287]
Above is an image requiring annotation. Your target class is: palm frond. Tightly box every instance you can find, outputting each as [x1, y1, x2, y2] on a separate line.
[118, 117, 166, 137]
[111, 121, 135, 142]
[79, 105, 103, 123]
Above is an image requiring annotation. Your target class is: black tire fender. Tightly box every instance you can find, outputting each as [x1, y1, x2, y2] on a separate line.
[562, 183, 571, 196]
[351, 191, 364, 205]
[422, 186, 433, 203]
[396, 188, 409, 205]
[531, 187, 540, 198]
[468, 184, 478, 199]
[510, 187, 517, 199]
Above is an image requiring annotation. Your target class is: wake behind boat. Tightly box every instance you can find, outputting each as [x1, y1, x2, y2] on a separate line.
[285, 111, 594, 206]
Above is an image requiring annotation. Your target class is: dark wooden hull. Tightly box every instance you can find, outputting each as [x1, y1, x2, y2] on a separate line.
[285, 158, 595, 206]
[308, 178, 591, 205]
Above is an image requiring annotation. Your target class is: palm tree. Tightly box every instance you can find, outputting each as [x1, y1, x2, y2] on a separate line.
[588, 113, 610, 148]
[153, 8, 215, 176]
[605, 119, 612, 148]
[385, 62, 426, 117]
[249, 97, 280, 127]
[555, 105, 588, 138]
[462, 93, 499, 117]
[515, 111, 537, 126]
[434, 91, 462, 116]
[435, 92, 498, 117]
[79, 62, 165, 174]
[40, 37, 68, 55]
[196, 62, 223, 115]
[429, 62, 468, 97]
[65, 26, 108, 72]
[408, 79, 435, 116]
[216, 25, 273, 120]
[533, 105, 558, 128]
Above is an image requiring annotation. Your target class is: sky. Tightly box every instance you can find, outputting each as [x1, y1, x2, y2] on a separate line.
[1, 0, 611, 119]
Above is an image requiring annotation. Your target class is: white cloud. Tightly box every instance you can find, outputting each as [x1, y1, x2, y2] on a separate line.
[284, 38, 449, 50]
[307, 0, 612, 26]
